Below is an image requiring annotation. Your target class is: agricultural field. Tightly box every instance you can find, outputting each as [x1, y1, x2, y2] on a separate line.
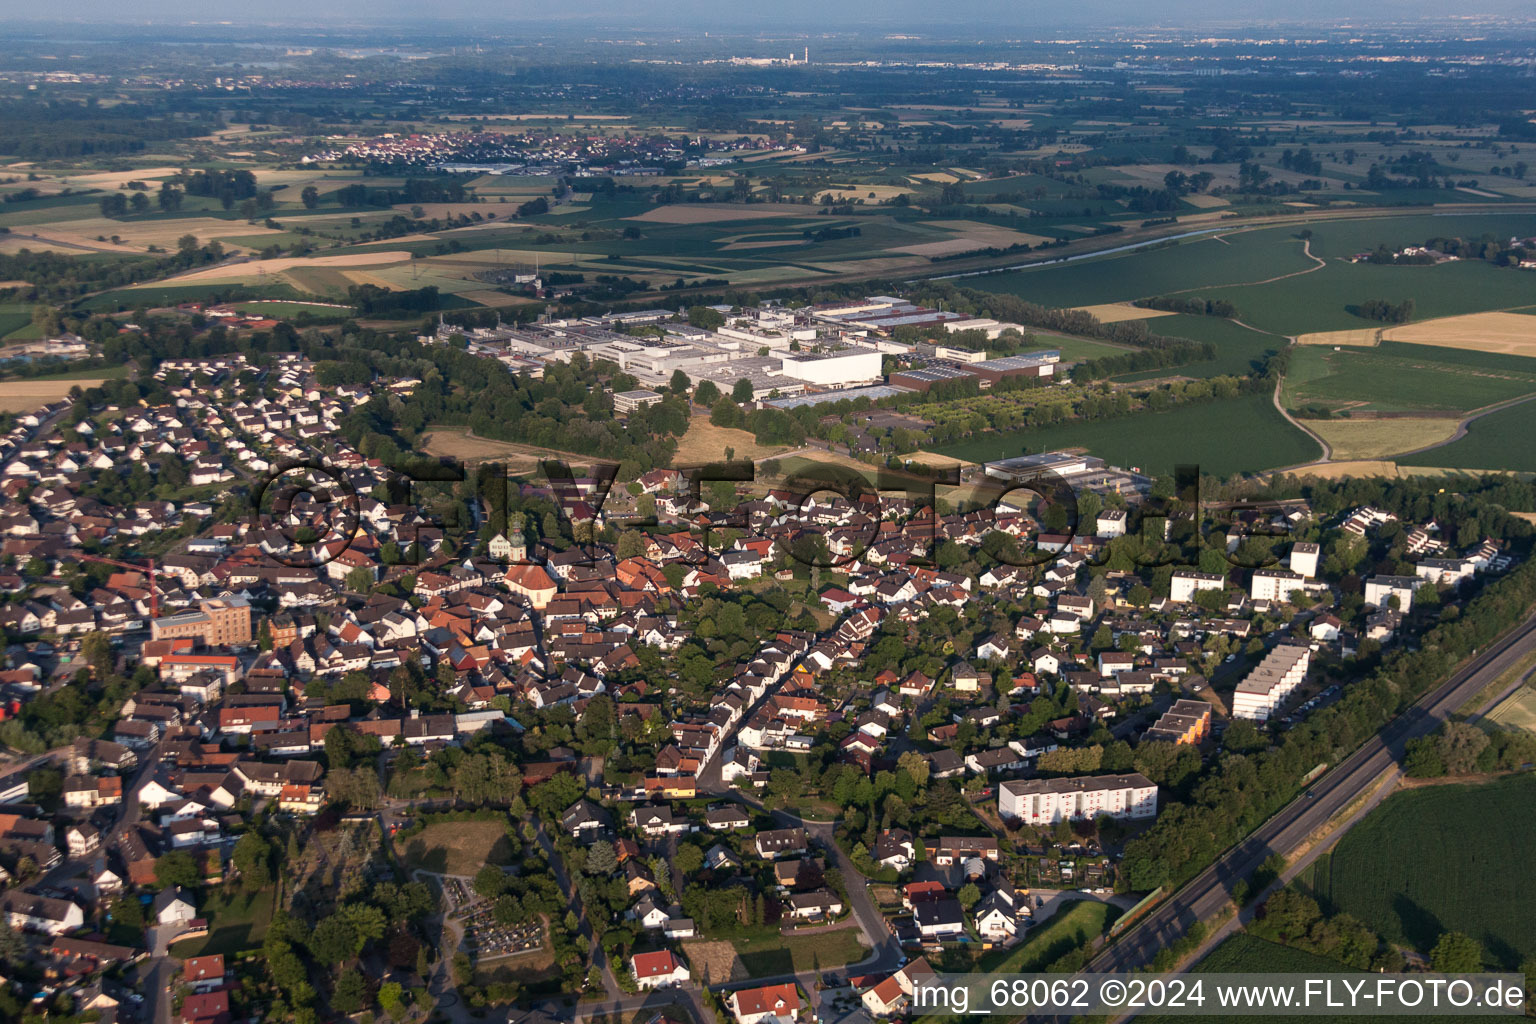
[1485, 687, 1536, 734]
[1115, 314, 1281, 381]
[397, 821, 517, 876]
[1279, 344, 1536, 416]
[934, 392, 1321, 478]
[1141, 935, 1471, 1024]
[672, 416, 793, 465]
[1383, 310, 1536, 357]
[0, 378, 109, 413]
[420, 428, 545, 470]
[1396, 397, 1536, 472]
[1305, 418, 1460, 461]
[972, 214, 1536, 338]
[1309, 773, 1536, 967]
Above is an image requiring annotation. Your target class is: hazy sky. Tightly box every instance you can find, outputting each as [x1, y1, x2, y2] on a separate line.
[5, 0, 1535, 28]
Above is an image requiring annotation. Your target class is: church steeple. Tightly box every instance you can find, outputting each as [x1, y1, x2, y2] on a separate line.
[509, 519, 526, 562]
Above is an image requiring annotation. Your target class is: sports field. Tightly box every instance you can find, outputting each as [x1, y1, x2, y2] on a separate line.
[1310, 772, 1536, 967]
[935, 392, 1321, 477]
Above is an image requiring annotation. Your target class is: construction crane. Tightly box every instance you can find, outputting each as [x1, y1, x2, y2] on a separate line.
[77, 554, 161, 621]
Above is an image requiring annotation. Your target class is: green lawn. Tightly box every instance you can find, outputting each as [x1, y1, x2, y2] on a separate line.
[1310, 773, 1536, 967]
[1281, 345, 1536, 415]
[167, 885, 274, 959]
[935, 392, 1322, 478]
[977, 898, 1117, 973]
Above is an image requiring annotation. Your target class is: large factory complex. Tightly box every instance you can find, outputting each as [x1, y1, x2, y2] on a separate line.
[431, 295, 1063, 409]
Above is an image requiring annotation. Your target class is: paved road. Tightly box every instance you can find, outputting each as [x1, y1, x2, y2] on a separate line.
[1088, 611, 1536, 977]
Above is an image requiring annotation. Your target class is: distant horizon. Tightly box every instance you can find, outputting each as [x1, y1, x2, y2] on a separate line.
[5, 0, 1536, 33]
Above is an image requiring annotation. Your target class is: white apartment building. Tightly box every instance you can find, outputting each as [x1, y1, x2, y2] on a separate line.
[1365, 574, 1423, 612]
[1290, 542, 1320, 579]
[1096, 509, 1128, 538]
[1232, 644, 1311, 721]
[998, 773, 1158, 826]
[1170, 570, 1225, 603]
[1250, 568, 1305, 603]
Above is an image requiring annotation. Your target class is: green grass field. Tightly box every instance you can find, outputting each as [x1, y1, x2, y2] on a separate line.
[1310, 773, 1536, 967]
[1281, 345, 1536, 414]
[2, 363, 131, 382]
[168, 885, 275, 959]
[935, 392, 1321, 477]
[1198, 257, 1536, 336]
[977, 899, 1117, 973]
[1121, 314, 1282, 381]
[970, 214, 1536, 337]
[1140, 934, 1472, 1024]
[1396, 396, 1536, 471]
[976, 229, 1317, 307]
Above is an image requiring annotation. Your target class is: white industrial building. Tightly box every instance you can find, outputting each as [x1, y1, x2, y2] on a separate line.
[998, 773, 1158, 826]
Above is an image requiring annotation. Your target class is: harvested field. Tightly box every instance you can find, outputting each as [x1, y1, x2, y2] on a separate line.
[673, 417, 792, 465]
[61, 166, 181, 188]
[397, 821, 514, 876]
[1305, 417, 1460, 460]
[683, 940, 747, 984]
[1181, 193, 1230, 208]
[905, 451, 978, 470]
[133, 250, 413, 286]
[1071, 303, 1176, 324]
[814, 185, 916, 203]
[626, 204, 809, 225]
[1486, 687, 1536, 733]
[921, 220, 1052, 247]
[1279, 460, 1401, 480]
[720, 239, 807, 251]
[1383, 311, 1536, 357]
[1296, 328, 1382, 346]
[0, 379, 105, 413]
[0, 237, 79, 254]
[420, 429, 542, 468]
